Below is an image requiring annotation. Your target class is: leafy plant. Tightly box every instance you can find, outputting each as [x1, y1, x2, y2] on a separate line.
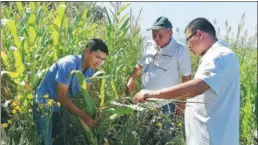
[1, 2, 257, 145]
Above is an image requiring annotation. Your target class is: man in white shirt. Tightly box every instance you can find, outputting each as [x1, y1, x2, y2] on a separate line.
[125, 16, 191, 138]
[134, 17, 240, 145]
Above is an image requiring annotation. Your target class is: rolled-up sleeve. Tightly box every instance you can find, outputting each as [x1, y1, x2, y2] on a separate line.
[55, 61, 75, 85]
[195, 56, 231, 95]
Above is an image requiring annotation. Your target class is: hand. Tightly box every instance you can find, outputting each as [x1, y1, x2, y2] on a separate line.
[175, 103, 185, 116]
[134, 90, 154, 103]
[96, 109, 103, 122]
[83, 117, 98, 128]
[125, 78, 136, 95]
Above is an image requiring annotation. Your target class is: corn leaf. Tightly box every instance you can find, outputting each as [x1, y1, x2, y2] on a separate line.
[1, 50, 8, 66]
[100, 78, 106, 107]
[78, 118, 98, 145]
[16, 2, 24, 14]
[54, 4, 66, 28]
[14, 49, 25, 75]
[117, 3, 130, 16]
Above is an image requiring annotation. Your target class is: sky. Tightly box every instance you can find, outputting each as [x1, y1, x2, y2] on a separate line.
[99, 2, 257, 41]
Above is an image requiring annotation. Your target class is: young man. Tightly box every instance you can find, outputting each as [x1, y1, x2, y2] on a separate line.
[33, 38, 109, 145]
[126, 16, 191, 116]
[134, 18, 240, 145]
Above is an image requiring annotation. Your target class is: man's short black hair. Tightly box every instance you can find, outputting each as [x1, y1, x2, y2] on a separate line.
[86, 38, 109, 55]
[185, 18, 216, 37]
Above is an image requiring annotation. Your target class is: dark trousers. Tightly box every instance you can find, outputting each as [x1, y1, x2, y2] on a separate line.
[161, 103, 176, 143]
[161, 103, 175, 114]
[33, 103, 67, 145]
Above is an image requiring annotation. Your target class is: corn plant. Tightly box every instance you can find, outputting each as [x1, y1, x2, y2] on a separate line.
[236, 49, 257, 144]
[1, 2, 257, 145]
[1, 2, 109, 144]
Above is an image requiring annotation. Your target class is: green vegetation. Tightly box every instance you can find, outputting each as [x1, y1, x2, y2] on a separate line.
[1, 2, 257, 145]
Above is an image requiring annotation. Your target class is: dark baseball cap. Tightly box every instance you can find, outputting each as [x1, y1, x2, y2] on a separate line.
[147, 16, 173, 31]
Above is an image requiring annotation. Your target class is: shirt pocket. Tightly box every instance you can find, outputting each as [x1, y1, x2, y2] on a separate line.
[153, 54, 177, 72]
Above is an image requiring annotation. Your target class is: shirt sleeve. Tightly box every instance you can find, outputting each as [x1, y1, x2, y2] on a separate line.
[138, 40, 157, 67]
[195, 55, 236, 95]
[178, 46, 192, 76]
[55, 61, 75, 85]
[138, 56, 145, 67]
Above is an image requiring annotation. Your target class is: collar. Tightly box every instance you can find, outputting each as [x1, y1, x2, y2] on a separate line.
[156, 37, 174, 52]
[200, 40, 228, 63]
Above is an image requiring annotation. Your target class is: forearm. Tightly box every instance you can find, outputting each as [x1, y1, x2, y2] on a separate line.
[129, 65, 142, 81]
[58, 97, 91, 120]
[178, 75, 191, 101]
[152, 79, 209, 100]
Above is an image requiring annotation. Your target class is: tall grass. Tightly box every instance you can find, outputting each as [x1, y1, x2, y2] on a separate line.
[1, 2, 257, 145]
[1, 2, 143, 144]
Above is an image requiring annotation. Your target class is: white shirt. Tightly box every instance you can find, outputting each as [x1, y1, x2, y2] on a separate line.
[138, 38, 191, 107]
[185, 40, 240, 145]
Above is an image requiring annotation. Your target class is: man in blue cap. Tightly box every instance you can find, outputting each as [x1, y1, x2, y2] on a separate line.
[126, 16, 192, 141]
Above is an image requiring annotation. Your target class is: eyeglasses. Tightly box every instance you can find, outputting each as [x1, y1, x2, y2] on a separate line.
[186, 31, 197, 42]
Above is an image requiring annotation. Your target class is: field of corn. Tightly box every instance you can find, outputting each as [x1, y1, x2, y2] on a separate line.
[1, 2, 257, 145]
